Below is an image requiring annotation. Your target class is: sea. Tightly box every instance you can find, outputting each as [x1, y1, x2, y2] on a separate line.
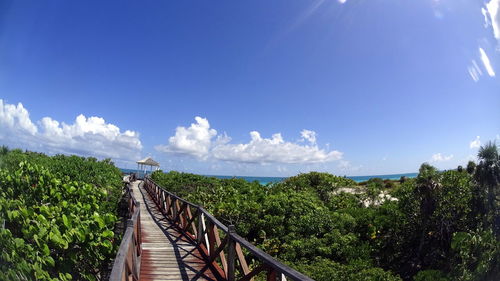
[207, 173, 418, 185]
[120, 168, 417, 185]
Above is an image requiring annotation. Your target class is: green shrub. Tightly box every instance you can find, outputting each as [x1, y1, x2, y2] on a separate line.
[413, 270, 449, 281]
[0, 149, 123, 280]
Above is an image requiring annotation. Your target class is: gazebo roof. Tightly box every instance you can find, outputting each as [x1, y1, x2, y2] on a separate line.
[136, 157, 160, 167]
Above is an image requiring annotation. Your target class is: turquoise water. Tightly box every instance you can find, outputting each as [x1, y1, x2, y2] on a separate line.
[120, 168, 417, 185]
[121, 168, 154, 179]
[348, 172, 418, 183]
[206, 175, 286, 185]
[211, 173, 418, 184]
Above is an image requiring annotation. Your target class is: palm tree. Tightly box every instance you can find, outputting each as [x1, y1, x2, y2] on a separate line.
[0, 145, 8, 156]
[466, 160, 476, 175]
[478, 141, 499, 166]
[475, 141, 500, 236]
[415, 163, 441, 263]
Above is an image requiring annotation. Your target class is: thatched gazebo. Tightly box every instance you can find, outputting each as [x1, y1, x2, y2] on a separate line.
[136, 157, 160, 175]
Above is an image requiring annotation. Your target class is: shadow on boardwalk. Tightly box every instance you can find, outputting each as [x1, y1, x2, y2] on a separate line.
[135, 181, 216, 281]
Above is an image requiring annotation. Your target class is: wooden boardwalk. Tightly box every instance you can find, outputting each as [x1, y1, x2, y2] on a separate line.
[132, 180, 217, 281]
[110, 176, 313, 281]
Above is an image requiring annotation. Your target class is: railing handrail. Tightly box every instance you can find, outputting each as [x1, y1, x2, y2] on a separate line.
[145, 177, 230, 231]
[109, 174, 142, 281]
[144, 176, 313, 281]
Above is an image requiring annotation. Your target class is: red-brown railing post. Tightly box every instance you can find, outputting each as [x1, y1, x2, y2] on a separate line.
[197, 209, 204, 244]
[267, 269, 277, 281]
[110, 177, 142, 281]
[172, 198, 178, 223]
[227, 225, 236, 281]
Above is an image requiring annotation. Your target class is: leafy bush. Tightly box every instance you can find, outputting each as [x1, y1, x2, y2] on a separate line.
[0, 149, 123, 280]
[294, 258, 401, 281]
[151, 171, 401, 279]
[450, 230, 500, 281]
[413, 270, 449, 281]
[151, 158, 500, 281]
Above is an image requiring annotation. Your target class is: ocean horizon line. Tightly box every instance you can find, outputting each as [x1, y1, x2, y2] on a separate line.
[120, 168, 418, 184]
[205, 172, 418, 179]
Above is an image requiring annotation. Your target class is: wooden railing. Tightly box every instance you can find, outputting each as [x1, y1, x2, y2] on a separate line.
[143, 176, 314, 281]
[109, 174, 142, 281]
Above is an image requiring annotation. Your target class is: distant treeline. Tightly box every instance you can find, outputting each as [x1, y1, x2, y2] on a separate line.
[151, 141, 500, 281]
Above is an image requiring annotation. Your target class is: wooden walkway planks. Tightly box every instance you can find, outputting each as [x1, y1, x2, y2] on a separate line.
[132, 181, 217, 281]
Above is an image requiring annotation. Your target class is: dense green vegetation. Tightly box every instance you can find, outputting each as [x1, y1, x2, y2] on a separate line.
[0, 148, 124, 280]
[1, 141, 498, 280]
[151, 142, 500, 281]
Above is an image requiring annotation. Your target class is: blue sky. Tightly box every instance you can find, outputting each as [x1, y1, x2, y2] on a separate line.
[1, 0, 499, 176]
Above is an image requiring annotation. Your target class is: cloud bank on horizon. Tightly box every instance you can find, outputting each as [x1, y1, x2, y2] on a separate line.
[156, 116, 342, 164]
[0, 99, 142, 160]
[1, 98, 495, 175]
[0, 99, 343, 167]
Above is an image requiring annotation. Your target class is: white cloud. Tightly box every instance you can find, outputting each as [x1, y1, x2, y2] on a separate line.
[300, 129, 317, 144]
[0, 100, 38, 136]
[212, 131, 342, 164]
[472, 2, 499, 82]
[430, 153, 454, 162]
[40, 115, 142, 159]
[433, 10, 444, 20]
[470, 136, 481, 149]
[0, 99, 142, 160]
[485, 0, 500, 41]
[468, 60, 483, 82]
[482, 7, 490, 28]
[156, 117, 343, 164]
[337, 160, 351, 171]
[277, 165, 288, 173]
[430, 0, 445, 20]
[479, 48, 496, 77]
[155, 116, 217, 159]
[338, 0, 347, 4]
[337, 160, 362, 173]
